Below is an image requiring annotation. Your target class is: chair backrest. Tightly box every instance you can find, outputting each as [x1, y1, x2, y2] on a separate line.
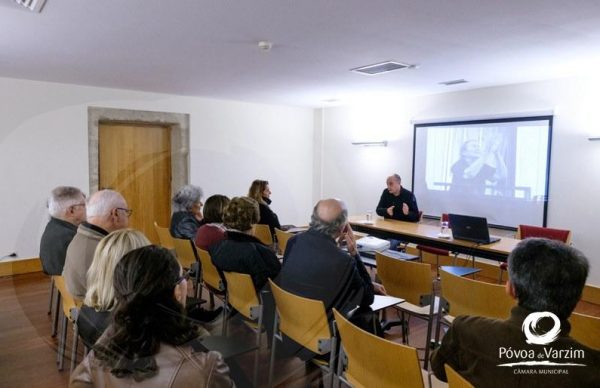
[252, 224, 273, 246]
[517, 224, 571, 244]
[197, 247, 225, 291]
[333, 309, 424, 388]
[439, 269, 515, 319]
[375, 251, 432, 306]
[581, 283, 600, 305]
[268, 279, 331, 355]
[569, 312, 600, 350]
[53, 275, 81, 321]
[172, 237, 198, 269]
[154, 221, 175, 250]
[444, 364, 474, 388]
[274, 228, 293, 255]
[223, 272, 261, 320]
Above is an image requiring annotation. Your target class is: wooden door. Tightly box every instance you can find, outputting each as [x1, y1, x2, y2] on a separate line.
[99, 122, 171, 244]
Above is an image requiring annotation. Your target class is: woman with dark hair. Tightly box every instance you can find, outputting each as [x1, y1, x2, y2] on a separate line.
[70, 245, 233, 387]
[210, 196, 280, 290]
[170, 184, 204, 239]
[248, 179, 281, 235]
[194, 194, 230, 251]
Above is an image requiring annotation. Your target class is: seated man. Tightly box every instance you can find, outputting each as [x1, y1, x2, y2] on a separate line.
[375, 174, 419, 222]
[39, 186, 86, 275]
[62, 190, 130, 300]
[431, 238, 600, 387]
[278, 198, 385, 359]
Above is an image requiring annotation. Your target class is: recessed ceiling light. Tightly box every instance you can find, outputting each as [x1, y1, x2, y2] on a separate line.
[322, 98, 340, 103]
[439, 79, 468, 86]
[351, 61, 417, 76]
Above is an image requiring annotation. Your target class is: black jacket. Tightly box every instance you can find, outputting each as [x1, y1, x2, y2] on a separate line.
[77, 305, 111, 349]
[209, 230, 281, 290]
[259, 197, 281, 235]
[375, 188, 420, 222]
[39, 217, 78, 275]
[170, 211, 202, 240]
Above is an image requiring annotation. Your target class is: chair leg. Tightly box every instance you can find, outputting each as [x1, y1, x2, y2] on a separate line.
[209, 291, 215, 309]
[47, 278, 55, 315]
[268, 315, 279, 388]
[70, 322, 79, 372]
[51, 292, 61, 338]
[57, 314, 68, 371]
[497, 267, 504, 284]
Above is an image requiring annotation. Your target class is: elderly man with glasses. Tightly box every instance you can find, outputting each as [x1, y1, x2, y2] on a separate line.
[62, 189, 131, 300]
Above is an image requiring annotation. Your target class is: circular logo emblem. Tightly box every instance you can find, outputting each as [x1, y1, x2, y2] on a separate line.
[522, 311, 561, 345]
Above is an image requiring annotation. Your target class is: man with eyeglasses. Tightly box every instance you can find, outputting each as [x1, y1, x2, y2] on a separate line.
[63, 189, 131, 300]
[39, 186, 87, 276]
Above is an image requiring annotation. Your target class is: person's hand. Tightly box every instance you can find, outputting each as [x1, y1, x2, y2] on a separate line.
[402, 203, 409, 215]
[386, 205, 394, 216]
[373, 282, 387, 295]
[339, 223, 358, 256]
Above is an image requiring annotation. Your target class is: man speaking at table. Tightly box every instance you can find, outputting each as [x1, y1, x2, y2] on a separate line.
[376, 174, 420, 222]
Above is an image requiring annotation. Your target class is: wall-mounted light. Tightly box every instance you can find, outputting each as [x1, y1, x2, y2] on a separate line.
[351, 141, 388, 147]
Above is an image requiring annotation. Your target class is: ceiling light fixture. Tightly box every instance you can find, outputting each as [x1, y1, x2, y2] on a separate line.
[351, 141, 388, 147]
[439, 79, 468, 86]
[351, 61, 417, 76]
[258, 41, 273, 52]
[13, 0, 46, 12]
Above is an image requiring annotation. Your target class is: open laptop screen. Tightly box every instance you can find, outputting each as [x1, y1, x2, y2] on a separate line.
[449, 213, 500, 244]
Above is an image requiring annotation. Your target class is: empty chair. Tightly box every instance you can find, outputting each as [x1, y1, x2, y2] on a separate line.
[444, 364, 474, 388]
[498, 224, 571, 283]
[268, 279, 337, 388]
[374, 251, 438, 369]
[197, 247, 225, 309]
[222, 271, 265, 386]
[274, 228, 293, 256]
[153, 221, 175, 250]
[569, 312, 600, 350]
[53, 275, 82, 371]
[172, 237, 202, 299]
[333, 308, 443, 388]
[252, 223, 274, 246]
[436, 268, 515, 343]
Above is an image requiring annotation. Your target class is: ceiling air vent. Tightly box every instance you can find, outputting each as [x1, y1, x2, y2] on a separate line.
[439, 79, 468, 86]
[13, 0, 47, 12]
[351, 61, 415, 75]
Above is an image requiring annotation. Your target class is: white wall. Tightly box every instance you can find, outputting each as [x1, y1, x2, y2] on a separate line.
[0, 77, 314, 260]
[319, 76, 600, 285]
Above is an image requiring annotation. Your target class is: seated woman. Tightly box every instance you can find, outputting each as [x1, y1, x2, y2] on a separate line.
[248, 179, 281, 235]
[209, 196, 281, 290]
[70, 245, 234, 387]
[194, 194, 230, 251]
[78, 229, 150, 349]
[169, 184, 204, 239]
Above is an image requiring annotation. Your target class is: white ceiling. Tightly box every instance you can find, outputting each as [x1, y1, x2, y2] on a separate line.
[2, 0, 600, 107]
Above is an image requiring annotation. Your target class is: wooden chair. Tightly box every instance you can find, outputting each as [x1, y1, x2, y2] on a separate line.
[222, 271, 264, 386]
[268, 279, 337, 388]
[436, 268, 515, 343]
[197, 247, 226, 309]
[444, 364, 474, 388]
[498, 224, 571, 283]
[252, 223, 274, 246]
[48, 276, 60, 338]
[374, 251, 438, 369]
[52, 275, 82, 372]
[274, 228, 293, 256]
[333, 308, 432, 388]
[154, 221, 175, 250]
[569, 312, 600, 350]
[172, 237, 202, 299]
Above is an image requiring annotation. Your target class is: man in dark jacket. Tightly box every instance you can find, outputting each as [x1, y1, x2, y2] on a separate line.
[39, 186, 87, 275]
[375, 174, 420, 222]
[277, 198, 385, 359]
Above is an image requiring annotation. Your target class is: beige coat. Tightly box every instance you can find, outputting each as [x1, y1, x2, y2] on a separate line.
[70, 343, 234, 387]
[62, 223, 107, 300]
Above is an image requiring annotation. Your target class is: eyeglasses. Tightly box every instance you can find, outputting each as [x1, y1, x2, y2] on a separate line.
[175, 269, 191, 285]
[116, 207, 133, 217]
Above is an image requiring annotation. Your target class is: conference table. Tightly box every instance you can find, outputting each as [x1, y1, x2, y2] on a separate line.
[349, 215, 520, 262]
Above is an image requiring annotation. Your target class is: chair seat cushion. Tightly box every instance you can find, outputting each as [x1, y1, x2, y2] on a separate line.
[416, 245, 449, 256]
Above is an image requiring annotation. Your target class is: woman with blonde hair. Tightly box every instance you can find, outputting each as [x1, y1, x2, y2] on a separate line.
[77, 229, 151, 348]
[248, 179, 281, 234]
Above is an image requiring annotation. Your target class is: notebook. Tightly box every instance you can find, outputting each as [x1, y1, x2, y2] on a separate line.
[448, 214, 501, 244]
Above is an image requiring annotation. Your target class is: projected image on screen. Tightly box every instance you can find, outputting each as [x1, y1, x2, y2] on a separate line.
[413, 116, 552, 228]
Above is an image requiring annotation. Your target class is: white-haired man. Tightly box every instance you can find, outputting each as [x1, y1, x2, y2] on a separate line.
[39, 186, 87, 275]
[62, 189, 130, 300]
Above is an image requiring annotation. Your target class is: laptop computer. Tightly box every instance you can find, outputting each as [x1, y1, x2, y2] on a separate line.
[448, 213, 501, 244]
